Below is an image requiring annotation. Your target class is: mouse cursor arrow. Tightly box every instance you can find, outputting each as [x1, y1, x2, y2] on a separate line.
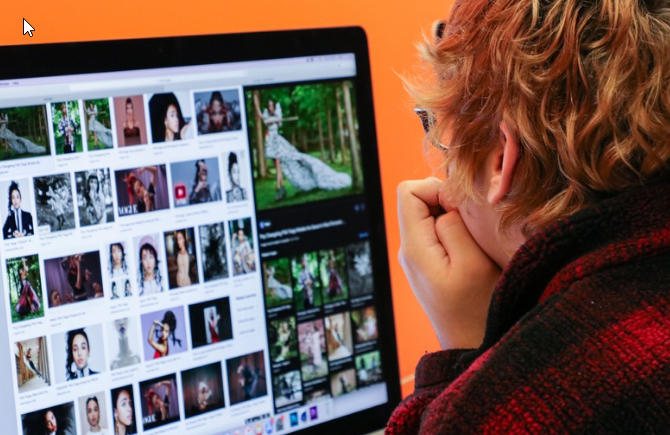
[23, 19, 35, 37]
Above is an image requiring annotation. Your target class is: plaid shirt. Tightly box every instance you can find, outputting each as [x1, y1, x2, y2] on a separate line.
[387, 179, 670, 434]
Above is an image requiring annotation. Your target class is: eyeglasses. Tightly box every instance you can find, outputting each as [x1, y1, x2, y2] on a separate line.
[414, 106, 449, 151]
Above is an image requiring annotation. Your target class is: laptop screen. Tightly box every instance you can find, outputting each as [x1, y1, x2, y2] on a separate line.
[0, 44, 394, 435]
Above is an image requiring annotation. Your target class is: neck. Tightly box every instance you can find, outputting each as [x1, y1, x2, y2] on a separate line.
[116, 421, 126, 435]
[144, 271, 154, 281]
[165, 129, 174, 141]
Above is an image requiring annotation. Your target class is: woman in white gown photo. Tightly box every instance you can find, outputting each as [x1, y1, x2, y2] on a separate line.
[254, 97, 351, 202]
[0, 112, 47, 157]
[85, 102, 113, 150]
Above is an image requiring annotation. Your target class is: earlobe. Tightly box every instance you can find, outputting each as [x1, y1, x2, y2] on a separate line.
[487, 122, 520, 205]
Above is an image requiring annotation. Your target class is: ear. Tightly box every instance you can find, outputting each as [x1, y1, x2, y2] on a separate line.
[487, 121, 520, 205]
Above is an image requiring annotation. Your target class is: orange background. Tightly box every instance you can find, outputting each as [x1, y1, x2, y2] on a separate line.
[1, 0, 455, 398]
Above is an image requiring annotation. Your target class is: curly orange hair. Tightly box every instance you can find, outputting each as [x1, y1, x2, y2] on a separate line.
[413, 0, 670, 236]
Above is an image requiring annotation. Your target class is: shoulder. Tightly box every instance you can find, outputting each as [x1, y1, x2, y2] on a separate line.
[410, 263, 670, 434]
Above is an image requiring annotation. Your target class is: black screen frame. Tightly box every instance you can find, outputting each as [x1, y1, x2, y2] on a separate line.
[0, 26, 400, 435]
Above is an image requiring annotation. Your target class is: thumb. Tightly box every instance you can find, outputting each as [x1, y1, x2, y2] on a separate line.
[434, 210, 487, 266]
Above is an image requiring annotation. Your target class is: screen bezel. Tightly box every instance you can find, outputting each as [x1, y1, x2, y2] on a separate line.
[0, 26, 400, 435]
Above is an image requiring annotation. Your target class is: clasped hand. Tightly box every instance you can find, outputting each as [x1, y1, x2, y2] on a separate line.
[397, 178, 501, 350]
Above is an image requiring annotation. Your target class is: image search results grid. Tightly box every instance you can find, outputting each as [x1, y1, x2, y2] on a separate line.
[0, 71, 385, 434]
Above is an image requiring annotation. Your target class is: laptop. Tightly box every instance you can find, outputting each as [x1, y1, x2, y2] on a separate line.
[0, 27, 399, 435]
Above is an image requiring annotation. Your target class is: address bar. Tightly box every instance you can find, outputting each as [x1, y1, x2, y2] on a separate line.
[69, 69, 248, 92]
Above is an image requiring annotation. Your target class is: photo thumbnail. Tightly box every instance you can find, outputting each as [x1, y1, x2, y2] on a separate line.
[149, 91, 194, 143]
[6, 254, 44, 323]
[33, 173, 75, 233]
[113, 95, 148, 147]
[134, 233, 165, 296]
[291, 252, 322, 311]
[170, 157, 222, 208]
[181, 362, 226, 419]
[0, 104, 51, 161]
[21, 402, 75, 435]
[224, 150, 250, 203]
[52, 324, 105, 383]
[110, 278, 133, 300]
[78, 392, 110, 435]
[269, 316, 298, 364]
[319, 247, 349, 305]
[111, 385, 138, 435]
[51, 101, 83, 154]
[83, 98, 113, 151]
[245, 80, 363, 211]
[263, 257, 293, 309]
[107, 241, 130, 280]
[1, 179, 35, 239]
[141, 306, 187, 360]
[352, 306, 378, 344]
[75, 168, 115, 226]
[330, 368, 357, 398]
[346, 241, 374, 297]
[115, 165, 169, 217]
[229, 218, 256, 276]
[298, 319, 328, 382]
[45, 250, 104, 308]
[273, 370, 303, 409]
[355, 350, 383, 388]
[325, 312, 353, 362]
[194, 89, 242, 135]
[107, 316, 142, 370]
[226, 350, 267, 405]
[164, 227, 199, 289]
[139, 373, 181, 431]
[189, 297, 233, 349]
[15, 336, 51, 393]
[199, 222, 229, 282]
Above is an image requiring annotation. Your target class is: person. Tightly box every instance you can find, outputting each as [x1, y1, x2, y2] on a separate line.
[83, 396, 108, 435]
[326, 250, 344, 299]
[225, 152, 247, 202]
[109, 243, 128, 279]
[207, 309, 220, 343]
[49, 289, 65, 307]
[297, 255, 315, 309]
[122, 98, 142, 146]
[202, 223, 228, 281]
[237, 361, 258, 401]
[137, 237, 163, 296]
[65, 328, 98, 380]
[15, 257, 40, 318]
[274, 320, 292, 361]
[58, 103, 77, 154]
[61, 254, 92, 302]
[110, 282, 119, 300]
[85, 102, 112, 150]
[112, 387, 136, 435]
[110, 318, 141, 370]
[206, 91, 236, 133]
[232, 228, 255, 275]
[0, 111, 47, 157]
[45, 179, 70, 230]
[124, 279, 132, 297]
[3, 180, 34, 239]
[174, 230, 192, 287]
[124, 166, 158, 214]
[189, 381, 216, 415]
[25, 347, 44, 379]
[149, 92, 191, 143]
[148, 310, 181, 359]
[82, 174, 106, 225]
[189, 159, 221, 204]
[253, 95, 351, 202]
[388, 3, 670, 434]
[265, 264, 292, 300]
[45, 409, 58, 435]
[144, 380, 172, 423]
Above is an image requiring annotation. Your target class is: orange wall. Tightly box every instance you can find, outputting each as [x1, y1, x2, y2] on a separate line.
[1, 0, 454, 398]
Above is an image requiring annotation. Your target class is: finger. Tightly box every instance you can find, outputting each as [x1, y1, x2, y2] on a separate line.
[397, 178, 444, 234]
[434, 210, 487, 265]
